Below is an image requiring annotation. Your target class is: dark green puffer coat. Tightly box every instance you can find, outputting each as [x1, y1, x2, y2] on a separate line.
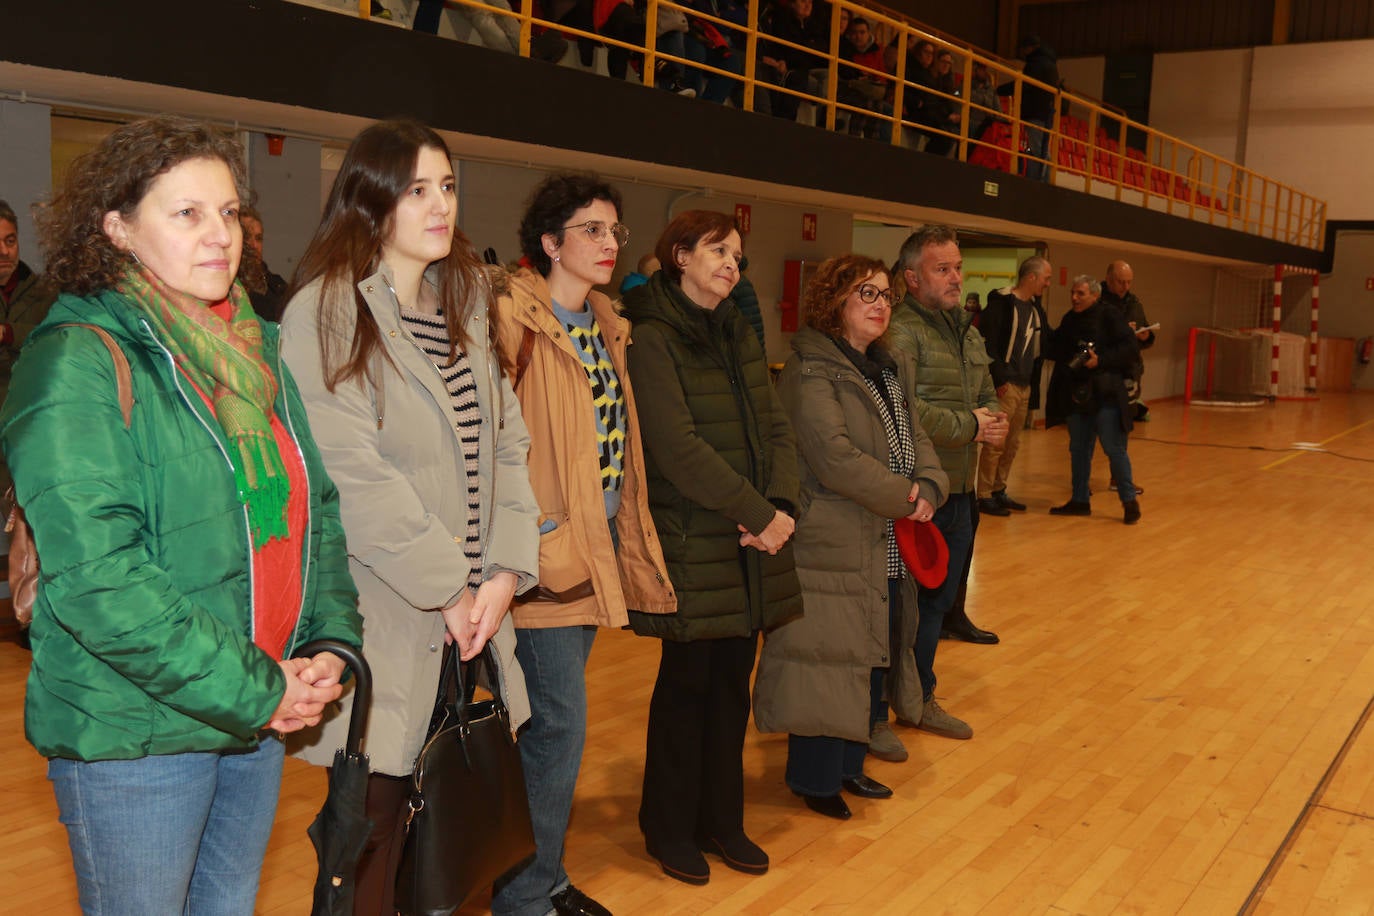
[621, 273, 802, 641]
[0, 289, 361, 761]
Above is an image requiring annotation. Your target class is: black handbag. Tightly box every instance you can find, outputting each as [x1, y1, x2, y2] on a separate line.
[395, 644, 536, 915]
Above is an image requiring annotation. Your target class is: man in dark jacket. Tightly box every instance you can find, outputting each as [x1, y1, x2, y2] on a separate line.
[0, 199, 56, 480]
[1100, 259, 1155, 422]
[887, 225, 1008, 739]
[976, 255, 1050, 516]
[1044, 275, 1141, 524]
[999, 34, 1060, 181]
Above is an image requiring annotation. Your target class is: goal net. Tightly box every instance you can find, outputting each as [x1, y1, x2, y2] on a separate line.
[1185, 327, 1308, 405]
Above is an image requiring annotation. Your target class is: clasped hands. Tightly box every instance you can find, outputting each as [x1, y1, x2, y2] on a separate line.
[974, 406, 1010, 447]
[268, 651, 347, 734]
[738, 509, 796, 556]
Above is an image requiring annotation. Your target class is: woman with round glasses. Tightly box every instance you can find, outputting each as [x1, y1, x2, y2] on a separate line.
[622, 210, 801, 885]
[490, 173, 675, 916]
[755, 254, 947, 820]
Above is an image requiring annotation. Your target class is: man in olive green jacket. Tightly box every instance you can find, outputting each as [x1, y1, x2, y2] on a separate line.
[0, 200, 56, 492]
[886, 225, 1007, 740]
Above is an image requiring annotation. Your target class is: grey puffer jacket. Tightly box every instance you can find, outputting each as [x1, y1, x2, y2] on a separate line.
[753, 327, 948, 741]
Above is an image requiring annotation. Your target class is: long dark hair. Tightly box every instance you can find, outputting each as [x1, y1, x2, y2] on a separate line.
[290, 118, 492, 391]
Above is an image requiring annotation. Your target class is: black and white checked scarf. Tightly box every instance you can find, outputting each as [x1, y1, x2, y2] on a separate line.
[861, 368, 917, 579]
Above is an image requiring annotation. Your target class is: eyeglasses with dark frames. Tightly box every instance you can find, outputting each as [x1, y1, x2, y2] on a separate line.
[855, 283, 894, 305]
[560, 220, 630, 247]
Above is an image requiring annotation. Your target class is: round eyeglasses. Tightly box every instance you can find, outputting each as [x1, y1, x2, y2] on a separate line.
[561, 220, 630, 247]
[855, 283, 894, 305]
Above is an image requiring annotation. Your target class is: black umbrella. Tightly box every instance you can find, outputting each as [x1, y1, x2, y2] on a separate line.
[293, 639, 373, 916]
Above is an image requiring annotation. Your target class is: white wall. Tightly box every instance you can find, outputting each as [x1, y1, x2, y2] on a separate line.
[247, 132, 322, 281]
[1246, 39, 1374, 221]
[1149, 48, 1250, 164]
[0, 100, 53, 272]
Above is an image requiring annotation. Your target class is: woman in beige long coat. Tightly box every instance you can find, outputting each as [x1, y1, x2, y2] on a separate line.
[280, 119, 539, 915]
[754, 254, 948, 820]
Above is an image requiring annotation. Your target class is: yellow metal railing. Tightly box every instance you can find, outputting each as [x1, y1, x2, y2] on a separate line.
[351, 0, 1326, 249]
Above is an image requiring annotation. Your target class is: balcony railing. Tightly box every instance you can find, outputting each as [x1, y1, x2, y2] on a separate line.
[321, 0, 1325, 250]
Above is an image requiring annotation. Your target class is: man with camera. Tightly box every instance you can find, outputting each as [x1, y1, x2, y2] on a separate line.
[1043, 275, 1141, 524]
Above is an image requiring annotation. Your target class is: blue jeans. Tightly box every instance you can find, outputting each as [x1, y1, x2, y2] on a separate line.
[915, 492, 975, 699]
[682, 35, 743, 103]
[1024, 117, 1051, 181]
[1067, 408, 1135, 504]
[49, 737, 285, 916]
[493, 625, 598, 916]
[787, 665, 886, 796]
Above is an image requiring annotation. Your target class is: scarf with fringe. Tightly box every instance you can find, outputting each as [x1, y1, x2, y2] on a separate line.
[118, 265, 289, 549]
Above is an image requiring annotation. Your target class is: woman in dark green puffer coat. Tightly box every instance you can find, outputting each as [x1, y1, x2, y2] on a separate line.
[622, 209, 802, 887]
[0, 117, 361, 915]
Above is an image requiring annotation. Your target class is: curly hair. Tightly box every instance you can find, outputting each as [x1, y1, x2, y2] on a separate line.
[803, 255, 890, 339]
[517, 172, 623, 277]
[38, 116, 248, 295]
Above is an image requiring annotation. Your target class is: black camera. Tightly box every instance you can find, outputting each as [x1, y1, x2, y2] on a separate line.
[1067, 340, 1096, 370]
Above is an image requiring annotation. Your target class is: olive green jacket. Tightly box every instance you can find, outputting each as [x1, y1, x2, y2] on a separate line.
[886, 294, 1000, 492]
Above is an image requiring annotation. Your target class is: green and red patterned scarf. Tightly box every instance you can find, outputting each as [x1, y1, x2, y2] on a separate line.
[118, 265, 289, 549]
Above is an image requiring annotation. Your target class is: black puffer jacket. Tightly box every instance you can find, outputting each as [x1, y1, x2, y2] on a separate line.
[622, 272, 802, 641]
[1044, 301, 1139, 431]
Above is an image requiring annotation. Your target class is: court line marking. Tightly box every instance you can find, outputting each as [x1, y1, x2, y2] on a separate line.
[1260, 417, 1374, 470]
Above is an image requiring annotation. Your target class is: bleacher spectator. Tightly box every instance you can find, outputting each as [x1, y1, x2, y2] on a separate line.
[920, 48, 961, 156]
[968, 59, 1001, 142]
[413, 0, 568, 62]
[593, 0, 697, 95]
[681, 0, 748, 104]
[999, 34, 1060, 181]
[841, 17, 893, 140]
[760, 0, 825, 122]
[896, 39, 936, 144]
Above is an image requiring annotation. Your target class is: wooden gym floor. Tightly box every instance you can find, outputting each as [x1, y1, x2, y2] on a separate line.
[2, 392, 1373, 915]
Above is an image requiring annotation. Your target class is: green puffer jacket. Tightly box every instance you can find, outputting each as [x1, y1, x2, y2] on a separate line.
[621, 273, 802, 641]
[886, 294, 1000, 492]
[0, 289, 362, 761]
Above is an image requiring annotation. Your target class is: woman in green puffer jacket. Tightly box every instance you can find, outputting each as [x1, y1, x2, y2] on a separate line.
[0, 117, 362, 915]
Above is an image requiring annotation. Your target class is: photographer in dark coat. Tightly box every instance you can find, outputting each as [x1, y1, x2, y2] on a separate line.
[1044, 275, 1141, 524]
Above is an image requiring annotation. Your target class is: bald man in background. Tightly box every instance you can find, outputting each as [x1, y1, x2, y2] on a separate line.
[1099, 260, 1154, 423]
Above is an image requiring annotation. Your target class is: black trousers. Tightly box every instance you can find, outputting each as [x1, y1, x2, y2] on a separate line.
[639, 632, 759, 847]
